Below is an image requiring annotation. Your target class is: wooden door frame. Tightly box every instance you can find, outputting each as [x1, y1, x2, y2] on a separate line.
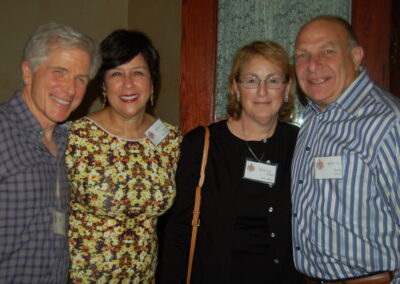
[352, 0, 392, 91]
[179, 0, 393, 133]
[179, 0, 218, 133]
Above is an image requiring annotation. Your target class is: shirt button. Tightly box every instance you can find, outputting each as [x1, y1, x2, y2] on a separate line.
[306, 146, 311, 151]
[270, 232, 276, 238]
[293, 213, 297, 217]
[296, 246, 301, 251]
[273, 259, 280, 264]
[268, 207, 274, 213]
[298, 180, 303, 184]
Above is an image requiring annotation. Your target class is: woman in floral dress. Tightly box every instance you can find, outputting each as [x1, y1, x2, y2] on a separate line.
[66, 30, 182, 283]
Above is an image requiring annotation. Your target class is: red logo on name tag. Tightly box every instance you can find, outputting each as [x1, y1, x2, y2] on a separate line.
[147, 131, 155, 140]
[247, 163, 255, 172]
[316, 159, 324, 170]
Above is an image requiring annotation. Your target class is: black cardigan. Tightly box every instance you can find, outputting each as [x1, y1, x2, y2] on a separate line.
[158, 120, 302, 284]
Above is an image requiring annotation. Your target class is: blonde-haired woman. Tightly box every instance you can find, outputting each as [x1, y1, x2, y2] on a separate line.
[159, 40, 302, 284]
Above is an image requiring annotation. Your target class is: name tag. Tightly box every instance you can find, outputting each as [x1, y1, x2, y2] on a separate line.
[243, 159, 278, 185]
[314, 156, 342, 179]
[145, 118, 169, 146]
[52, 209, 67, 236]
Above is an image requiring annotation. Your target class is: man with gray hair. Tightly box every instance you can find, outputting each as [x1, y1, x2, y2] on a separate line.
[0, 22, 100, 283]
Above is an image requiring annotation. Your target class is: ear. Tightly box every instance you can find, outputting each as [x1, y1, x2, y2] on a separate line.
[21, 61, 33, 86]
[351, 46, 364, 70]
[232, 78, 239, 96]
[284, 78, 292, 98]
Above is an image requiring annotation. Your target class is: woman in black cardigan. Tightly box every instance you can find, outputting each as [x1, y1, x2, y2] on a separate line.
[158, 41, 303, 284]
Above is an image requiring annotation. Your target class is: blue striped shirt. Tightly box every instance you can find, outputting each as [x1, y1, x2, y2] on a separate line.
[0, 93, 70, 284]
[291, 71, 400, 282]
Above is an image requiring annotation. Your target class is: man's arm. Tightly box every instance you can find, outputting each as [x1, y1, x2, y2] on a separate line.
[375, 119, 400, 225]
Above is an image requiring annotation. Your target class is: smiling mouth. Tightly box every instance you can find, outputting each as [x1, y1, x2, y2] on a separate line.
[254, 101, 271, 107]
[308, 78, 328, 84]
[119, 94, 139, 103]
[51, 95, 70, 105]
[120, 94, 139, 100]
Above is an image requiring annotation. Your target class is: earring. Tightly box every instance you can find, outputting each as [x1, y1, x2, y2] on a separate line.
[284, 96, 288, 103]
[102, 83, 107, 108]
[150, 89, 154, 106]
[236, 93, 240, 101]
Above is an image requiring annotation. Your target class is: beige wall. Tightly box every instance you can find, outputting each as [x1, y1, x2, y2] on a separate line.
[127, 1, 181, 125]
[0, 0, 180, 125]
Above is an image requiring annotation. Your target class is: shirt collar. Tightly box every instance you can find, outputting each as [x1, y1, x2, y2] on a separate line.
[336, 70, 373, 114]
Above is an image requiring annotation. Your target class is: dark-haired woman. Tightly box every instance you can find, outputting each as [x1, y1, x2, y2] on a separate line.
[66, 30, 182, 283]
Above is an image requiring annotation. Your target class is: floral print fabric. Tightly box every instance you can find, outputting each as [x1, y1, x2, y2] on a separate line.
[66, 118, 181, 284]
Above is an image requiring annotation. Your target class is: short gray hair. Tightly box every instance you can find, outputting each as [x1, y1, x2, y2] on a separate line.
[23, 22, 101, 78]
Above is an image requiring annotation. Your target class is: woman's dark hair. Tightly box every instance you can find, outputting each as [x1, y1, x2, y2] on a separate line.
[97, 30, 160, 89]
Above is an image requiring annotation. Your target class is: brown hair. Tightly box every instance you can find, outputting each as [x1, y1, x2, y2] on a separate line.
[226, 40, 296, 122]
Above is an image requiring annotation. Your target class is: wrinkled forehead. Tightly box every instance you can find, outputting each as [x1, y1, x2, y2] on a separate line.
[295, 19, 348, 48]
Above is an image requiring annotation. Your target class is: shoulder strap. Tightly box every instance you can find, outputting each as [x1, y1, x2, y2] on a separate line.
[186, 126, 210, 284]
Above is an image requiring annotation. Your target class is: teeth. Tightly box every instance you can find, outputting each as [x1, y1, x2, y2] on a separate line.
[310, 78, 326, 84]
[52, 96, 70, 105]
[121, 95, 138, 100]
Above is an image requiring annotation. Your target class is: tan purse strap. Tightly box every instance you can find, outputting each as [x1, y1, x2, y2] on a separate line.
[186, 126, 210, 284]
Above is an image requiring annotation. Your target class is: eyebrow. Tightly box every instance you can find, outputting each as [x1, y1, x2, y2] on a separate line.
[242, 73, 283, 78]
[50, 66, 68, 71]
[50, 66, 90, 78]
[295, 41, 336, 51]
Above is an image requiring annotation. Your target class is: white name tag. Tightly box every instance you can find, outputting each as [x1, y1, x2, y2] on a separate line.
[52, 209, 67, 236]
[145, 118, 169, 146]
[243, 159, 278, 185]
[314, 156, 343, 179]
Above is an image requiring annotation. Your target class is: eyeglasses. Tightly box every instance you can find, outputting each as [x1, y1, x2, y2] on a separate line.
[238, 75, 286, 89]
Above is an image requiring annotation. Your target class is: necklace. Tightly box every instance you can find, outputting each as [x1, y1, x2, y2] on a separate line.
[241, 120, 265, 162]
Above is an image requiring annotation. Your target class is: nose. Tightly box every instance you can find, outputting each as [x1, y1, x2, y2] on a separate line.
[65, 78, 76, 96]
[307, 54, 322, 72]
[257, 80, 269, 96]
[123, 75, 134, 88]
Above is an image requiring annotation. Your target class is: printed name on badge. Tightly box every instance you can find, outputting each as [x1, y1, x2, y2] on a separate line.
[243, 159, 277, 185]
[314, 156, 343, 179]
[145, 118, 169, 146]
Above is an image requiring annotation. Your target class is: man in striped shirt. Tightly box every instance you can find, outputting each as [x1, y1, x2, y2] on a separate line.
[292, 16, 400, 283]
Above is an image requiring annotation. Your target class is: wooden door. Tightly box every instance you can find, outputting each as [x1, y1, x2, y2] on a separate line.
[179, 0, 218, 133]
[179, 0, 397, 133]
[352, 0, 391, 91]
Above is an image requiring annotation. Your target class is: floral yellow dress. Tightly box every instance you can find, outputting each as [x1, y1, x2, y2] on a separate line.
[66, 118, 182, 284]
